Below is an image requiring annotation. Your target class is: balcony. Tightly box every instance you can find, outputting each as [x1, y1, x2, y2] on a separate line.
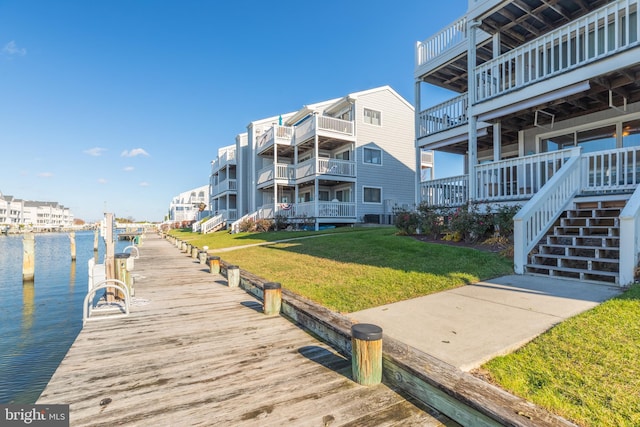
[257, 125, 294, 154]
[474, 0, 639, 104]
[257, 163, 296, 187]
[212, 179, 237, 196]
[417, 93, 468, 138]
[295, 201, 356, 219]
[295, 115, 355, 145]
[211, 148, 236, 172]
[296, 158, 356, 181]
[415, 16, 467, 69]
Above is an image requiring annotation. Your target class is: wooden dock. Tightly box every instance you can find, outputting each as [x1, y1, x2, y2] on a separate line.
[37, 233, 453, 426]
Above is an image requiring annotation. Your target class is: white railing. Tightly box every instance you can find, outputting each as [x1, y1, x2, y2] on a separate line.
[317, 116, 354, 136]
[420, 175, 469, 207]
[211, 148, 236, 172]
[257, 163, 295, 185]
[581, 146, 640, 192]
[416, 16, 467, 67]
[257, 125, 294, 151]
[476, 148, 580, 200]
[294, 116, 355, 144]
[318, 158, 356, 177]
[475, 0, 639, 102]
[513, 155, 582, 274]
[417, 93, 468, 138]
[619, 184, 640, 285]
[213, 179, 237, 195]
[296, 202, 356, 218]
[201, 214, 225, 234]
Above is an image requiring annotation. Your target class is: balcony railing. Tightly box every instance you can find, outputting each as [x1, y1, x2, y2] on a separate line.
[475, 0, 639, 103]
[257, 125, 294, 152]
[475, 148, 580, 200]
[211, 148, 236, 172]
[212, 179, 237, 195]
[417, 93, 468, 138]
[420, 175, 469, 207]
[296, 201, 356, 218]
[297, 158, 356, 180]
[416, 16, 467, 67]
[582, 146, 640, 192]
[295, 116, 355, 144]
[257, 163, 296, 185]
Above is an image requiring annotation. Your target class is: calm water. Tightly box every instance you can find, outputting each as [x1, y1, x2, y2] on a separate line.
[0, 231, 128, 403]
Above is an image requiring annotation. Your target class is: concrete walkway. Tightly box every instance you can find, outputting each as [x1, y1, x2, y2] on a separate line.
[351, 274, 622, 371]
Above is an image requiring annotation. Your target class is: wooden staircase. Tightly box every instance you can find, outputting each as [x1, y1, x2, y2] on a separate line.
[525, 199, 627, 284]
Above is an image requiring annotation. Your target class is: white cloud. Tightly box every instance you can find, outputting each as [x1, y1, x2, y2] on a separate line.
[2, 41, 26, 56]
[37, 172, 53, 178]
[98, 178, 108, 184]
[84, 147, 107, 157]
[123, 166, 135, 172]
[139, 181, 150, 187]
[121, 148, 150, 157]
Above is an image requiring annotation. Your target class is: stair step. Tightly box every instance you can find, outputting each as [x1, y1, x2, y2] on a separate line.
[525, 264, 618, 284]
[547, 235, 620, 247]
[538, 244, 619, 255]
[560, 217, 617, 227]
[531, 253, 619, 265]
[553, 226, 618, 236]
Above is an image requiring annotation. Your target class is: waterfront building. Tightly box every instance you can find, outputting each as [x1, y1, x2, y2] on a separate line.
[0, 193, 73, 230]
[206, 85, 418, 233]
[415, 0, 640, 285]
[167, 185, 210, 224]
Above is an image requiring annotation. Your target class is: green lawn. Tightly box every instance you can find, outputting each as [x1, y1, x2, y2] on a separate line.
[482, 284, 640, 427]
[169, 227, 513, 312]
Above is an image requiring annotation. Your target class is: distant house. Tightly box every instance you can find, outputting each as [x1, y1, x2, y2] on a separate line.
[167, 185, 209, 225]
[415, 0, 640, 285]
[206, 85, 419, 232]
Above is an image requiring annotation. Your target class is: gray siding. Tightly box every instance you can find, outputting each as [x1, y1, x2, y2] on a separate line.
[354, 88, 416, 220]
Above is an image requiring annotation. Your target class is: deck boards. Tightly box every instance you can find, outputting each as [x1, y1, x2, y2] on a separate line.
[37, 233, 453, 426]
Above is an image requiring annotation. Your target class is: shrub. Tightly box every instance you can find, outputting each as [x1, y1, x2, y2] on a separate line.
[493, 204, 521, 238]
[416, 202, 447, 239]
[448, 203, 493, 243]
[394, 207, 420, 235]
[237, 218, 273, 233]
[273, 214, 289, 231]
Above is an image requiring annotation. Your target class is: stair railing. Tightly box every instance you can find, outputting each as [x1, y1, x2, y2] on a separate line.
[201, 214, 225, 234]
[513, 154, 582, 274]
[619, 185, 640, 285]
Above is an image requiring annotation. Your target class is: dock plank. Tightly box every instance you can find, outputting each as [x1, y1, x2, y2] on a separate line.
[38, 233, 453, 426]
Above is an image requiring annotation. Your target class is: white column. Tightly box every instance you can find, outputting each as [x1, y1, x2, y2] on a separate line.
[467, 20, 480, 202]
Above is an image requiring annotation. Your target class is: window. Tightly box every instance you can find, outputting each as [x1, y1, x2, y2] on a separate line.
[363, 147, 382, 165]
[335, 189, 351, 202]
[363, 187, 382, 203]
[363, 108, 381, 126]
[335, 150, 350, 160]
[318, 191, 330, 201]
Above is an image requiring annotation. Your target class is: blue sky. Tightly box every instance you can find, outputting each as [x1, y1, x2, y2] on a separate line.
[0, 0, 467, 222]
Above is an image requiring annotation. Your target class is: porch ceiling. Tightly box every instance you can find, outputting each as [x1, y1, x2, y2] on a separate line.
[434, 63, 640, 156]
[420, 0, 611, 92]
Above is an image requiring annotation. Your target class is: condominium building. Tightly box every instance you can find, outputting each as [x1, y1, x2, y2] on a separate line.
[415, 0, 640, 285]
[206, 85, 418, 232]
[0, 194, 74, 229]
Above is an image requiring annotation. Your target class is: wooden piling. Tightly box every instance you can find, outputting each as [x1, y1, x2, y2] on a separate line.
[69, 231, 76, 261]
[191, 246, 199, 259]
[93, 229, 99, 252]
[351, 324, 383, 386]
[208, 256, 220, 274]
[22, 232, 35, 281]
[198, 251, 208, 264]
[263, 282, 282, 316]
[227, 265, 240, 287]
